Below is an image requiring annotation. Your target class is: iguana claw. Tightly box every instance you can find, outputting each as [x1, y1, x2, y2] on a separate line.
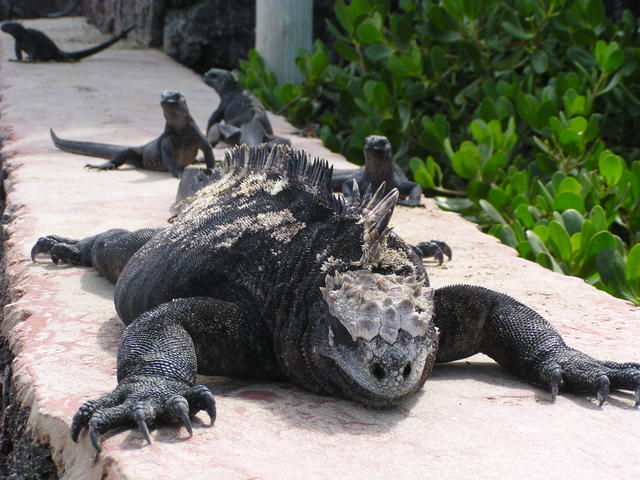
[546, 365, 562, 400]
[85, 161, 117, 171]
[30, 235, 77, 261]
[71, 378, 215, 454]
[133, 405, 152, 445]
[596, 374, 610, 407]
[189, 384, 217, 424]
[170, 395, 193, 437]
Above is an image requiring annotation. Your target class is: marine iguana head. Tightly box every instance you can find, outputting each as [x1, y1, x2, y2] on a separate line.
[362, 135, 395, 190]
[1, 22, 24, 37]
[364, 135, 392, 158]
[203, 68, 241, 95]
[309, 187, 439, 407]
[160, 90, 189, 124]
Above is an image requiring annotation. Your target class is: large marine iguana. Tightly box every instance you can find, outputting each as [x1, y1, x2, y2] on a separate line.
[0, 21, 132, 62]
[332, 135, 423, 207]
[31, 145, 640, 453]
[50, 90, 214, 177]
[204, 68, 291, 148]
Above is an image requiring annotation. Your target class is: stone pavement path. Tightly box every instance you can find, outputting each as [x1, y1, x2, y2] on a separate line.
[1, 18, 639, 480]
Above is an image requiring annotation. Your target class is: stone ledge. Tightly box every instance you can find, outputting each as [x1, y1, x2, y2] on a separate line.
[1, 18, 639, 480]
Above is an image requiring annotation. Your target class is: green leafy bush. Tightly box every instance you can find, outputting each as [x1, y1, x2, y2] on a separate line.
[237, 0, 640, 304]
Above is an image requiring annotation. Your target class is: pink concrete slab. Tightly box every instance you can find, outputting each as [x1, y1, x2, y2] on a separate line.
[1, 18, 639, 480]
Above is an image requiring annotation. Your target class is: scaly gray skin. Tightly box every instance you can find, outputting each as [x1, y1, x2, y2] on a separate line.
[50, 90, 214, 178]
[332, 135, 423, 207]
[0, 22, 133, 62]
[204, 68, 291, 148]
[31, 145, 640, 454]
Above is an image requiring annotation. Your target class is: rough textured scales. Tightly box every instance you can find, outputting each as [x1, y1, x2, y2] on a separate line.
[1, 18, 640, 480]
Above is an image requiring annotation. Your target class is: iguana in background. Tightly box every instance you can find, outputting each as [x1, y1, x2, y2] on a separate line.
[31, 145, 640, 454]
[332, 135, 423, 207]
[0, 21, 133, 62]
[204, 68, 291, 148]
[50, 90, 214, 177]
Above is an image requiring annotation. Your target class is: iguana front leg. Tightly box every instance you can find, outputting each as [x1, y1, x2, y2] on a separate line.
[160, 137, 184, 178]
[433, 285, 640, 406]
[71, 299, 214, 452]
[14, 43, 23, 61]
[72, 297, 279, 452]
[397, 181, 423, 207]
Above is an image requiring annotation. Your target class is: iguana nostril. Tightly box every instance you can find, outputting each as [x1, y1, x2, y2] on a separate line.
[370, 363, 387, 381]
[402, 362, 412, 379]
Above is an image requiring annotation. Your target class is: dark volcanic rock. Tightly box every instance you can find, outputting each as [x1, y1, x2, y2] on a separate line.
[163, 0, 255, 73]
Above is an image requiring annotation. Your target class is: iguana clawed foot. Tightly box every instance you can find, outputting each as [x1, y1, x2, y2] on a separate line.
[540, 349, 640, 407]
[85, 161, 117, 171]
[30, 235, 80, 264]
[412, 240, 452, 265]
[72, 377, 216, 452]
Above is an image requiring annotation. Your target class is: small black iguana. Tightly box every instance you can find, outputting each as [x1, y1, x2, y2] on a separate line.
[50, 90, 214, 178]
[31, 145, 640, 453]
[0, 21, 133, 62]
[332, 135, 423, 207]
[204, 68, 291, 148]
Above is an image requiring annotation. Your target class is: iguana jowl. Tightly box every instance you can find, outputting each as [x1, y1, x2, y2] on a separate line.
[0, 21, 133, 62]
[50, 90, 214, 177]
[31, 145, 640, 453]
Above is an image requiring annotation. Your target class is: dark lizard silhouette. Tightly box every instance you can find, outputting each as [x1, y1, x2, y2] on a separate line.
[1, 21, 133, 62]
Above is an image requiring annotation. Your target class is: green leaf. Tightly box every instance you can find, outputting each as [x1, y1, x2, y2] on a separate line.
[561, 209, 585, 235]
[488, 187, 509, 210]
[586, 231, 620, 259]
[596, 248, 638, 302]
[499, 225, 518, 247]
[356, 21, 382, 44]
[335, 0, 354, 34]
[553, 192, 585, 212]
[526, 230, 563, 272]
[598, 151, 624, 187]
[409, 156, 424, 173]
[502, 21, 535, 40]
[559, 129, 584, 155]
[558, 177, 582, 195]
[605, 49, 625, 74]
[310, 50, 329, 76]
[334, 41, 360, 62]
[515, 203, 535, 228]
[549, 220, 572, 261]
[531, 50, 548, 74]
[479, 199, 508, 224]
[430, 45, 447, 78]
[365, 44, 394, 61]
[435, 196, 474, 211]
[627, 244, 640, 283]
[414, 168, 435, 189]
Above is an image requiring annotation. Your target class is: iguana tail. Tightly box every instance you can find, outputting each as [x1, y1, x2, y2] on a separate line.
[50, 129, 126, 159]
[46, 0, 80, 18]
[63, 25, 134, 61]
